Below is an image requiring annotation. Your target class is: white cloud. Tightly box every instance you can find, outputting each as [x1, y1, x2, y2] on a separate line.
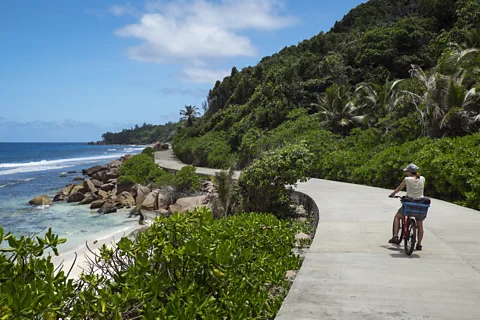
[109, 3, 140, 17]
[116, 13, 256, 64]
[112, 0, 296, 82]
[179, 68, 231, 84]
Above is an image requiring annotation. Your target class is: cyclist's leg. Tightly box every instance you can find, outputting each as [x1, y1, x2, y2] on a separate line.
[393, 210, 402, 236]
[417, 220, 424, 246]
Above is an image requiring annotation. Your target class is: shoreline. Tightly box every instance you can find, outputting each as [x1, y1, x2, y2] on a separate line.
[51, 222, 146, 279]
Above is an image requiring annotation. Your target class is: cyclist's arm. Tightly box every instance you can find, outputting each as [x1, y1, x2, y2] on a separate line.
[390, 179, 406, 197]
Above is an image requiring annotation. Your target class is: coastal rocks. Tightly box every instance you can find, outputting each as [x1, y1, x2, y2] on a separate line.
[83, 165, 106, 176]
[60, 184, 76, 196]
[140, 191, 158, 211]
[105, 168, 118, 181]
[117, 192, 135, 208]
[98, 205, 117, 214]
[90, 200, 106, 209]
[67, 192, 85, 203]
[170, 195, 207, 213]
[73, 177, 85, 181]
[93, 171, 107, 183]
[131, 184, 151, 205]
[97, 190, 108, 199]
[79, 196, 94, 205]
[53, 194, 66, 202]
[83, 180, 98, 193]
[90, 179, 103, 188]
[140, 190, 170, 211]
[29, 195, 52, 206]
[71, 184, 87, 195]
[106, 159, 122, 168]
[100, 183, 115, 192]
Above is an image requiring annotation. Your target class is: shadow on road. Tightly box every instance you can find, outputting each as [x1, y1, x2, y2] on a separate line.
[380, 245, 421, 258]
[390, 253, 420, 259]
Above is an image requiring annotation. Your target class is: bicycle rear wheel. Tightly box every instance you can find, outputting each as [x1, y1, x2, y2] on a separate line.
[404, 218, 417, 256]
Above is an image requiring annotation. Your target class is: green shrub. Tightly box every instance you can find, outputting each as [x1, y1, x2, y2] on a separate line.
[173, 132, 234, 169]
[238, 142, 314, 217]
[161, 143, 169, 150]
[0, 209, 306, 318]
[0, 227, 75, 319]
[119, 153, 168, 185]
[81, 208, 302, 319]
[117, 175, 136, 186]
[174, 165, 202, 191]
[141, 146, 154, 157]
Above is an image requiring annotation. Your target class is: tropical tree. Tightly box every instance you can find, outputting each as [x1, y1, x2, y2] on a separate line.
[407, 59, 480, 137]
[355, 79, 404, 129]
[179, 105, 200, 127]
[311, 84, 367, 136]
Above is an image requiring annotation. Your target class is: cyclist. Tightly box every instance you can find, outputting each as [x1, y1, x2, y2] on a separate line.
[388, 163, 425, 250]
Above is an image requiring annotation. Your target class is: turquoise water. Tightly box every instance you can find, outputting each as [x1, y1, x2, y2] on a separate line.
[0, 143, 143, 252]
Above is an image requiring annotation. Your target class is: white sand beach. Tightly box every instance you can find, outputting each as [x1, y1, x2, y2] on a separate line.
[51, 223, 147, 279]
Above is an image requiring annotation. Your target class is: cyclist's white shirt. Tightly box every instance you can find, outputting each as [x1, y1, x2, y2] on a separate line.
[405, 176, 425, 198]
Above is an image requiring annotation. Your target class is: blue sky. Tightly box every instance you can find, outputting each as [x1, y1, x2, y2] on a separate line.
[0, 0, 365, 142]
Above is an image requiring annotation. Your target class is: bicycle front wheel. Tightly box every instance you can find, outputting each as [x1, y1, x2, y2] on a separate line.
[404, 218, 417, 256]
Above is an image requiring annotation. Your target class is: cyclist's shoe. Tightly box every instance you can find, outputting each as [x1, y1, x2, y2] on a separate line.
[416, 244, 423, 251]
[388, 236, 400, 245]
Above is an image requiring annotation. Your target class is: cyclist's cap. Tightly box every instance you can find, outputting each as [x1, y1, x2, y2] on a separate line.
[403, 163, 419, 173]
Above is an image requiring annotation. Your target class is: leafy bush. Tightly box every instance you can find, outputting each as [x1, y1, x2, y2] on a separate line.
[174, 165, 201, 191]
[238, 142, 314, 217]
[0, 227, 76, 319]
[0, 208, 306, 318]
[161, 143, 169, 150]
[118, 154, 169, 185]
[117, 175, 136, 186]
[141, 146, 154, 157]
[173, 131, 234, 169]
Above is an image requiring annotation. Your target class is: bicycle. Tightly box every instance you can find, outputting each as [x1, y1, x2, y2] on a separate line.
[390, 196, 430, 255]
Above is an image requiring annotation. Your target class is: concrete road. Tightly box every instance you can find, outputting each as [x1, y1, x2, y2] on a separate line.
[155, 150, 480, 320]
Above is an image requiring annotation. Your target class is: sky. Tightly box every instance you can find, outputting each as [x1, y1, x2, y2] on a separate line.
[0, 0, 366, 142]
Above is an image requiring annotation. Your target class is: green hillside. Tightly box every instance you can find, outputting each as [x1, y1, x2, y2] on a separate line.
[173, 0, 480, 210]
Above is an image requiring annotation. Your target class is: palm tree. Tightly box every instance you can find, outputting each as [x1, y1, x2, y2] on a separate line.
[179, 105, 200, 127]
[408, 61, 480, 137]
[456, 26, 480, 50]
[311, 84, 367, 136]
[355, 79, 404, 129]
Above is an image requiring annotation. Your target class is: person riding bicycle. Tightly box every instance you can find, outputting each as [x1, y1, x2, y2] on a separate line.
[388, 163, 425, 250]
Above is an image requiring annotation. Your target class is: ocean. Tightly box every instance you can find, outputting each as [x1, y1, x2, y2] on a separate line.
[0, 142, 144, 253]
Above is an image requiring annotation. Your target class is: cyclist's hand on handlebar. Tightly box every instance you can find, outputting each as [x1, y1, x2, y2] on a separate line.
[389, 193, 395, 198]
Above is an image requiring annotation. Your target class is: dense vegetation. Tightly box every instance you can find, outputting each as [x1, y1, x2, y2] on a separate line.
[117, 152, 201, 192]
[173, 0, 480, 210]
[0, 209, 308, 319]
[102, 122, 178, 145]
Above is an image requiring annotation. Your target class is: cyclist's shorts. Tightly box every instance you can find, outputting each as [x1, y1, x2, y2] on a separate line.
[398, 206, 427, 221]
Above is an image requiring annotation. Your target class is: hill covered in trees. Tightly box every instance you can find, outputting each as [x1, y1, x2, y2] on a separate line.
[101, 122, 178, 145]
[173, 0, 480, 210]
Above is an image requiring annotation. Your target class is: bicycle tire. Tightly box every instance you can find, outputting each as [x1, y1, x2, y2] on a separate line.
[404, 218, 417, 256]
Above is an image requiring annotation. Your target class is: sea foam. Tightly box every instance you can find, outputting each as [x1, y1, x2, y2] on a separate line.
[0, 154, 126, 176]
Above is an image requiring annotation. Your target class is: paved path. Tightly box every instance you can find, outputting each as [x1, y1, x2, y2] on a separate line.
[155, 150, 480, 320]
